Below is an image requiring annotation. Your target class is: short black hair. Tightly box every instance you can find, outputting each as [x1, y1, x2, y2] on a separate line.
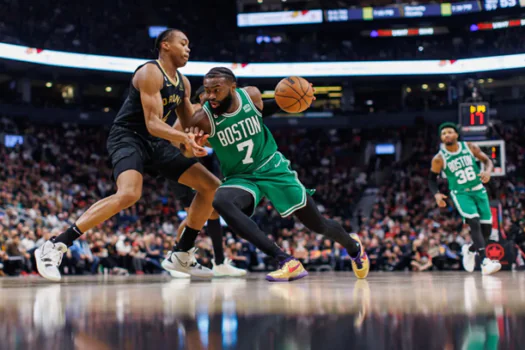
[191, 85, 205, 104]
[438, 122, 460, 136]
[204, 67, 237, 83]
[154, 28, 182, 53]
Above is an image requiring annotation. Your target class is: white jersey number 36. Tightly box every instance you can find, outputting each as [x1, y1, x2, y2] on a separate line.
[237, 139, 254, 164]
[455, 166, 476, 184]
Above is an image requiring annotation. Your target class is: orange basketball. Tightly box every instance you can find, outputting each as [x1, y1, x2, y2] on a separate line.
[274, 76, 314, 113]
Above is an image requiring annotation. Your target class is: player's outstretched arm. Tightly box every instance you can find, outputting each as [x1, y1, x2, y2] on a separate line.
[468, 142, 493, 183]
[134, 65, 204, 154]
[430, 154, 447, 207]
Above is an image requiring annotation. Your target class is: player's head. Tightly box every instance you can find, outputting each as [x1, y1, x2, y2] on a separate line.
[155, 28, 190, 67]
[439, 122, 460, 146]
[191, 85, 206, 105]
[203, 67, 237, 115]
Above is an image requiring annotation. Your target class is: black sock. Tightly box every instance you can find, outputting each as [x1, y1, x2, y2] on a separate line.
[213, 188, 291, 261]
[175, 226, 200, 252]
[478, 248, 486, 260]
[466, 217, 485, 253]
[294, 195, 361, 257]
[208, 219, 225, 265]
[481, 223, 492, 241]
[53, 224, 83, 247]
[480, 223, 492, 260]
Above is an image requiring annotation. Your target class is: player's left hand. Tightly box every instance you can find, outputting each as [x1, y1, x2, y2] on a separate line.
[310, 83, 316, 101]
[478, 171, 491, 183]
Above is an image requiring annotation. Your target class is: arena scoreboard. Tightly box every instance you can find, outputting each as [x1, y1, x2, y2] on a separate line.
[471, 140, 506, 176]
[458, 102, 490, 137]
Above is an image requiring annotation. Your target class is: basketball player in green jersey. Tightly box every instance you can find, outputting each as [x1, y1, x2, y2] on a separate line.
[170, 86, 247, 277]
[180, 67, 369, 282]
[429, 122, 501, 275]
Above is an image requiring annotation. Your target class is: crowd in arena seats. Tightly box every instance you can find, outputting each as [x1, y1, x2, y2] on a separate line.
[1, 0, 525, 62]
[1, 113, 524, 276]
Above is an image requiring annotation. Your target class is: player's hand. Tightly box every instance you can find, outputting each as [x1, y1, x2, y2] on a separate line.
[310, 83, 317, 101]
[185, 126, 209, 147]
[478, 171, 491, 183]
[181, 133, 207, 158]
[434, 193, 448, 208]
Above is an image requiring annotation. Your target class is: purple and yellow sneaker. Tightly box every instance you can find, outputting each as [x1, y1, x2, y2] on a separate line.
[266, 257, 308, 282]
[350, 234, 369, 279]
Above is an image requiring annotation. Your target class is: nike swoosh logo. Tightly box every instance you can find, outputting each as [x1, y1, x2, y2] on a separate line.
[288, 263, 300, 273]
[172, 253, 188, 268]
[167, 83, 173, 87]
[216, 119, 226, 125]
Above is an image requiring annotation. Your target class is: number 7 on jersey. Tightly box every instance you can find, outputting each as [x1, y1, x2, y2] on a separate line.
[237, 139, 254, 164]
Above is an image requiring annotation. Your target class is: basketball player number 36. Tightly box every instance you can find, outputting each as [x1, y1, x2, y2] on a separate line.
[455, 167, 476, 184]
[237, 139, 254, 164]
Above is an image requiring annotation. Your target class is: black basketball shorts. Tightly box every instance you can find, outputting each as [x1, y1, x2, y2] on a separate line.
[106, 125, 197, 182]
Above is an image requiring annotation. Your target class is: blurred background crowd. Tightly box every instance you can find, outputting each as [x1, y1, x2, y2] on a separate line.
[1, 117, 523, 276]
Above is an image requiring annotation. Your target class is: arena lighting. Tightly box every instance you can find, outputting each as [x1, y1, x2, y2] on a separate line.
[438, 83, 445, 88]
[105, 86, 112, 92]
[422, 84, 429, 89]
[45, 82, 53, 88]
[311, 86, 342, 93]
[3, 43, 525, 77]
[262, 86, 340, 97]
[472, 18, 525, 31]
[261, 90, 275, 98]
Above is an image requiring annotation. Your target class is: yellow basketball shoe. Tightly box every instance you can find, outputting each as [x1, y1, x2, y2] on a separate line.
[266, 258, 308, 282]
[350, 234, 369, 279]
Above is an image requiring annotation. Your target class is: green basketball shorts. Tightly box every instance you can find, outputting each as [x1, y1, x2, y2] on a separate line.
[450, 187, 492, 223]
[220, 152, 315, 217]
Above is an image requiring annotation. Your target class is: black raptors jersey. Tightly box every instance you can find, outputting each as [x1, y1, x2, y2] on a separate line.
[113, 60, 185, 138]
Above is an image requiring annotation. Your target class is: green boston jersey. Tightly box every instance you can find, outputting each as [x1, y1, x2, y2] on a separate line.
[439, 141, 483, 191]
[202, 88, 278, 178]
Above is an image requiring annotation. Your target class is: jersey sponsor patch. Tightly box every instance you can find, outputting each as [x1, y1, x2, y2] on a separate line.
[243, 104, 252, 113]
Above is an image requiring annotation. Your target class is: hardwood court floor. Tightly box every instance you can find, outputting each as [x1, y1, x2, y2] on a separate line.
[0, 272, 524, 349]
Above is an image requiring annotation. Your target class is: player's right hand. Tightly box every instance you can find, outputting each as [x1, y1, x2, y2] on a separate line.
[181, 133, 207, 157]
[434, 193, 448, 208]
[185, 126, 209, 147]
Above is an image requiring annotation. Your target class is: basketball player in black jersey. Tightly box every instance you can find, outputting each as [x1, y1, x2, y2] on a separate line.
[35, 29, 221, 281]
